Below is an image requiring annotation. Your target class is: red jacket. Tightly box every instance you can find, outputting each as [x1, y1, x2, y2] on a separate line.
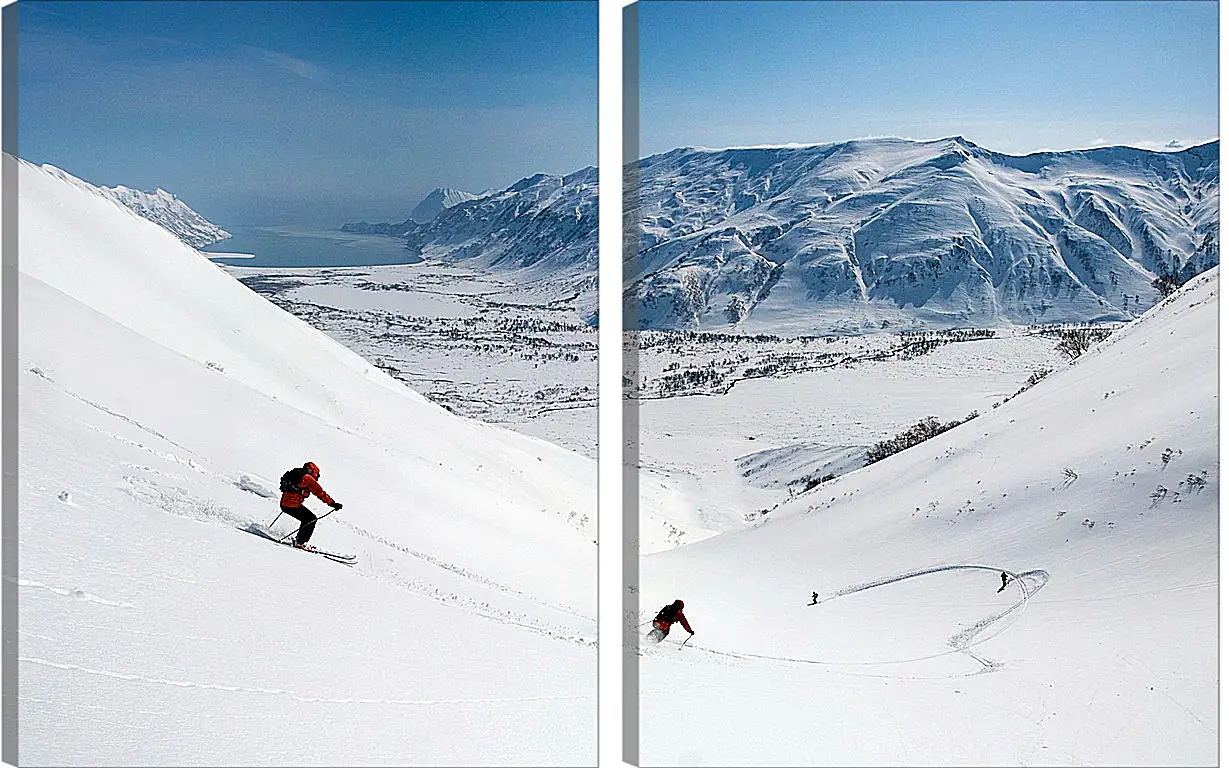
[653, 611, 692, 633]
[279, 474, 336, 509]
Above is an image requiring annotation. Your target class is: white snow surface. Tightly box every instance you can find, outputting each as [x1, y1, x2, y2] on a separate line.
[16, 157, 596, 765]
[638, 268, 1218, 765]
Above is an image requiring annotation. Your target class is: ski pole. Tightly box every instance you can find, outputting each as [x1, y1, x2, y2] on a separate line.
[678, 633, 693, 650]
[276, 508, 338, 544]
[268, 510, 284, 529]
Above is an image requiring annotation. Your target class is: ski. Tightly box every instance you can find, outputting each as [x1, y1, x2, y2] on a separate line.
[310, 551, 357, 567]
[293, 544, 357, 565]
[242, 524, 356, 565]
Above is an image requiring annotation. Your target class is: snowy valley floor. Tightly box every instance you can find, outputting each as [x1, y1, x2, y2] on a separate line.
[633, 327, 1073, 546]
[223, 261, 598, 459]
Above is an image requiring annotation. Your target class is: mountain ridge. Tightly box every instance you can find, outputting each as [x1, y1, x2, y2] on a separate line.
[627, 137, 1218, 334]
[342, 167, 598, 316]
[409, 186, 480, 222]
[37, 163, 231, 249]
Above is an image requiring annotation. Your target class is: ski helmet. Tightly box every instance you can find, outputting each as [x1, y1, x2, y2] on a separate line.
[303, 461, 320, 479]
[674, 599, 684, 609]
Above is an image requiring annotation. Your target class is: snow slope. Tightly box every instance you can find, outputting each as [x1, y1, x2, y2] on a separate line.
[638, 268, 1218, 765]
[629, 137, 1218, 333]
[37, 163, 231, 248]
[16, 157, 596, 765]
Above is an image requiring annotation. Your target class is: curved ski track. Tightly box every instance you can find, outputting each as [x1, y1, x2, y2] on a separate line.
[646, 564, 1049, 678]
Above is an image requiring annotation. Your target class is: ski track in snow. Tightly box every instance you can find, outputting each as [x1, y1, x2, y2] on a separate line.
[27, 369, 250, 504]
[28, 366, 191, 452]
[352, 562, 596, 648]
[825, 563, 1049, 657]
[29, 360, 426, 484]
[327, 521, 596, 647]
[30, 366, 594, 649]
[1115, 651, 1218, 737]
[18, 541, 200, 586]
[651, 564, 1048, 677]
[29, 368, 593, 645]
[648, 639, 1008, 682]
[336, 518, 589, 620]
[15, 579, 133, 608]
[19, 657, 591, 707]
[237, 523, 594, 646]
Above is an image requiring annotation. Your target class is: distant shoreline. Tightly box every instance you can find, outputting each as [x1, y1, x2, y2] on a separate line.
[202, 251, 256, 259]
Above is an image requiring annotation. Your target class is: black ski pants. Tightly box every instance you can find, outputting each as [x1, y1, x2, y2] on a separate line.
[281, 504, 317, 546]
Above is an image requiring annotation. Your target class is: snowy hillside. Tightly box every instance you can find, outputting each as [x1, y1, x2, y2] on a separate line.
[638, 268, 1218, 764]
[38, 163, 231, 248]
[410, 186, 479, 222]
[16, 156, 596, 765]
[343, 167, 598, 318]
[628, 137, 1218, 333]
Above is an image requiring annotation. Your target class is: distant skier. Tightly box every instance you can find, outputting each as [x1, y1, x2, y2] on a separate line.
[647, 599, 693, 644]
[278, 461, 342, 549]
[997, 571, 1011, 593]
[808, 591, 819, 606]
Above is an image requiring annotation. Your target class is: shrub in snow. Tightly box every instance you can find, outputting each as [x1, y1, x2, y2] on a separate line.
[1153, 272, 1183, 297]
[1055, 327, 1114, 361]
[866, 412, 977, 465]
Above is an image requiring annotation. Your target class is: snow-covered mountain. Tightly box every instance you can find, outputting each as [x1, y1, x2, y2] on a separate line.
[638, 266, 1218, 764]
[342, 168, 598, 315]
[628, 137, 1218, 334]
[15, 155, 595, 764]
[38, 163, 231, 248]
[409, 186, 479, 222]
[416, 169, 596, 273]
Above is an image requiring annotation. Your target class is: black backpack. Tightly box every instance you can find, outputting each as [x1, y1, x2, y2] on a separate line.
[655, 603, 680, 623]
[279, 467, 310, 494]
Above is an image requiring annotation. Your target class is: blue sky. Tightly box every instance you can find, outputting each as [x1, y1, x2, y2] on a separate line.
[19, 1, 596, 225]
[637, 1, 1218, 157]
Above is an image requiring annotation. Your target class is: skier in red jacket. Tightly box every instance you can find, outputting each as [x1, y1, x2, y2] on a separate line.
[279, 462, 342, 548]
[647, 599, 693, 644]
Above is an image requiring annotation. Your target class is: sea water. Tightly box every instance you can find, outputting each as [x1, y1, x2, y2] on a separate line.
[201, 224, 423, 268]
